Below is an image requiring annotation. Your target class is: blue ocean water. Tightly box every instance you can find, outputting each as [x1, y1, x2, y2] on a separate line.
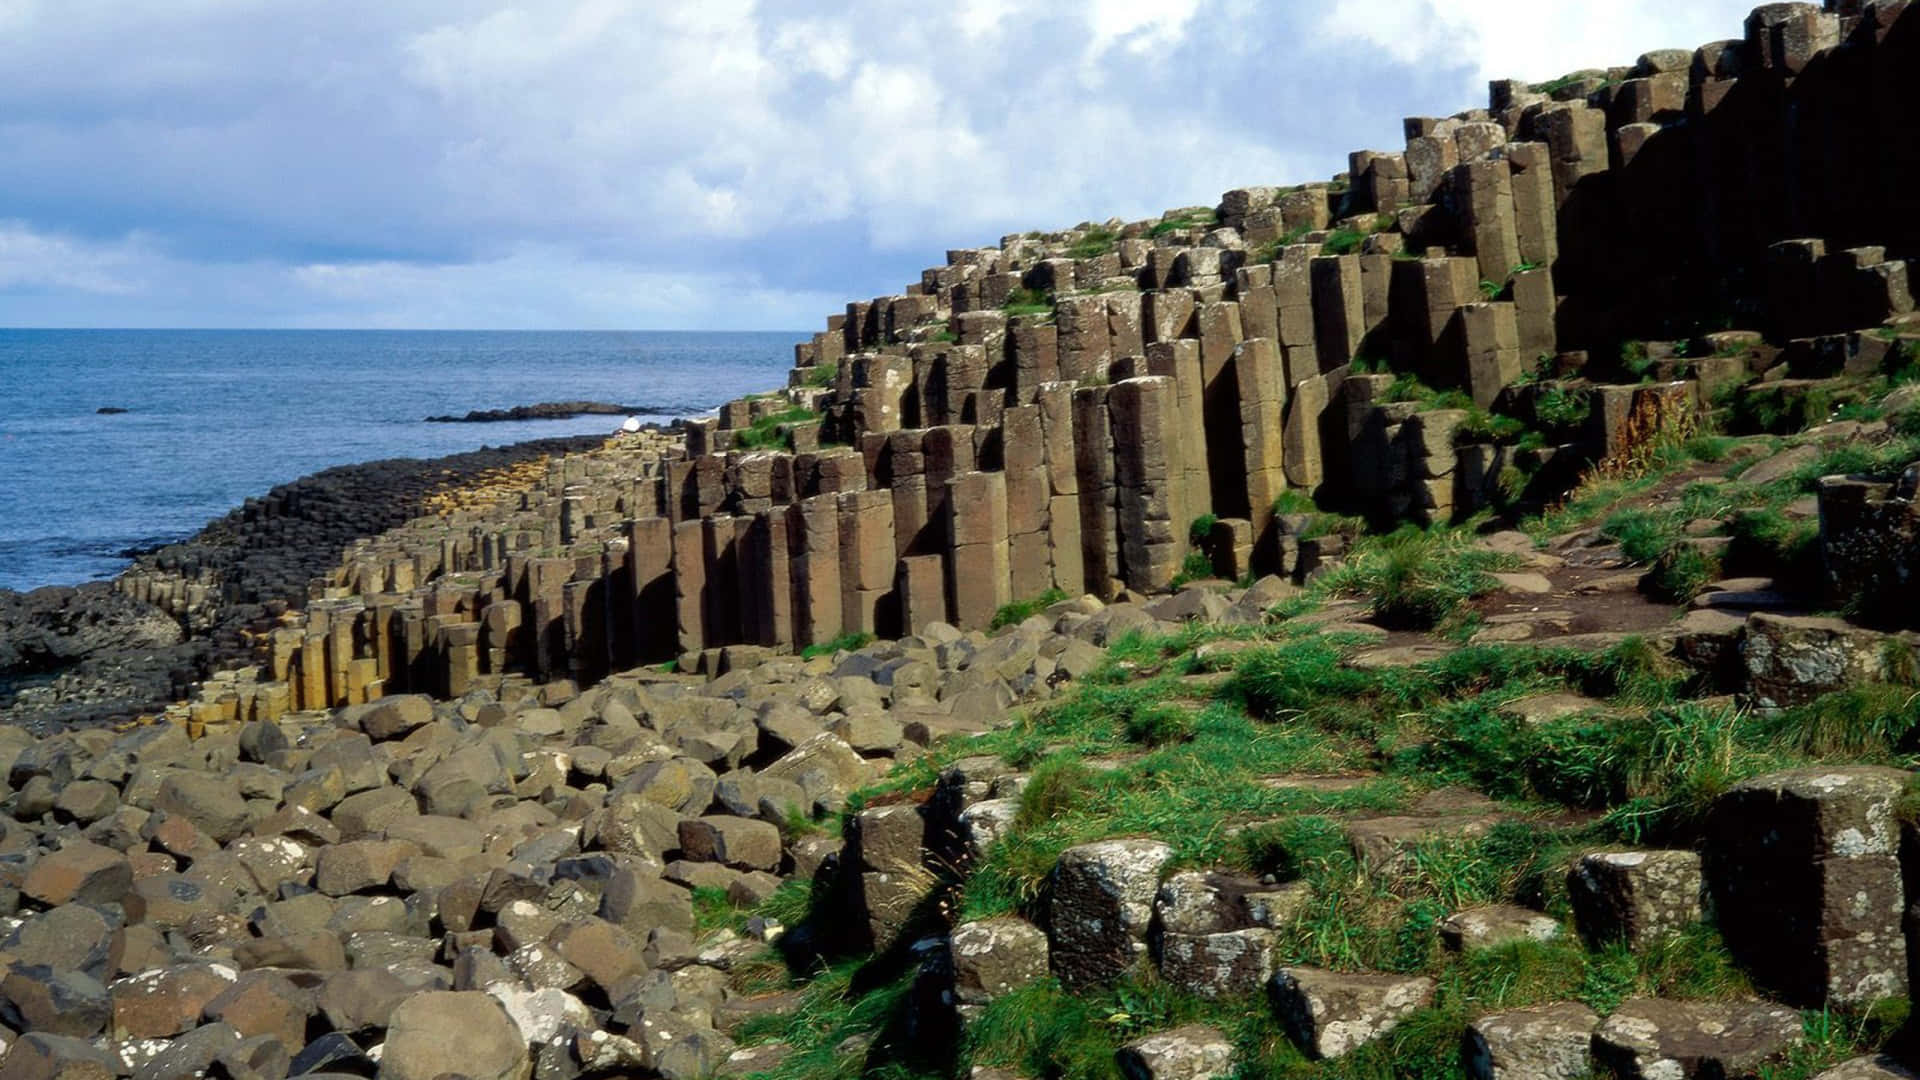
[0, 329, 801, 592]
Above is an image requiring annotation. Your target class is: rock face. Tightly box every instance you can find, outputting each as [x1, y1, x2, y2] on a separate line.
[1269, 967, 1435, 1060]
[1438, 905, 1561, 951]
[1466, 1002, 1599, 1080]
[1048, 840, 1175, 990]
[1707, 766, 1910, 1005]
[1151, 871, 1300, 998]
[1737, 613, 1914, 710]
[1116, 1025, 1236, 1080]
[1814, 1057, 1920, 1080]
[1590, 998, 1802, 1079]
[1567, 850, 1702, 948]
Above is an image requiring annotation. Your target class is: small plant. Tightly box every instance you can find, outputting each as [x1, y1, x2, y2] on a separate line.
[803, 364, 836, 389]
[799, 631, 874, 660]
[1187, 514, 1219, 546]
[1479, 279, 1504, 301]
[1533, 385, 1591, 429]
[1321, 228, 1365, 256]
[1169, 550, 1216, 590]
[1318, 526, 1516, 631]
[1003, 287, 1054, 317]
[1619, 340, 1654, 379]
[992, 589, 1069, 630]
[731, 405, 820, 451]
[1065, 226, 1118, 260]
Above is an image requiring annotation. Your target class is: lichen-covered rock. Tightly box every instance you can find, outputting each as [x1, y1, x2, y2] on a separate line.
[1269, 967, 1435, 1060]
[1116, 1024, 1235, 1080]
[1151, 871, 1295, 997]
[1439, 905, 1562, 951]
[1707, 766, 1909, 1005]
[1048, 839, 1174, 990]
[951, 918, 1050, 1006]
[1738, 613, 1914, 710]
[1568, 851, 1701, 949]
[1591, 998, 1801, 1079]
[1467, 1001, 1599, 1080]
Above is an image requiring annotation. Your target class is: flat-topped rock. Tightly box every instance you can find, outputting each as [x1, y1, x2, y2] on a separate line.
[1438, 905, 1562, 951]
[1568, 850, 1702, 949]
[1116, 1024, 1235, 1080]
[1270, 967, 1434, 1060]
[1591, 998, 1801, 1079]
[1468, 1001, 1599, 1080]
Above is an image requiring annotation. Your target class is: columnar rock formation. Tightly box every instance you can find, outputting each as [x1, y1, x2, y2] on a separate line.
[161, 0, 1919, 727]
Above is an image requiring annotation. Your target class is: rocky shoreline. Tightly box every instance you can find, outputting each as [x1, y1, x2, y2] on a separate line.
[425, 403, 651, 424]
[0, 436, 610, 735]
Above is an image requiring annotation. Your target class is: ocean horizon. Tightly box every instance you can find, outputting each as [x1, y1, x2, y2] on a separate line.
[0, 328, 804, 592]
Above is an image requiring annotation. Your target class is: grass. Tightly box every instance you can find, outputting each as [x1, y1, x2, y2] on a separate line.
[1168, 549, 1216, 590]
[1004, 286, 1054, 318]
[1149, 208, 1218, 238]
[802, 364, 836, 389]
[800, 631, 875, 660]
[1322, 228, 1365, 256]
[1315, 526, 1519, 631]
[992, 589, 1069, 631]
[733, 406, 821, 451]
[1066, 226, 1119, 260]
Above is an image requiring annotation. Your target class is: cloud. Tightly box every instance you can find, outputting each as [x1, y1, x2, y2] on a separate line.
[0, 1, 1770, 329]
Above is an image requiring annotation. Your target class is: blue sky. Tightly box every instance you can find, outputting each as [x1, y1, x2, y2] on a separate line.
[0, 0, 1761, 330]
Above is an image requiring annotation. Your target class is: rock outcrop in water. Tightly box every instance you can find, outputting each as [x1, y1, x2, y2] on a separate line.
[425, 403, 646, 424]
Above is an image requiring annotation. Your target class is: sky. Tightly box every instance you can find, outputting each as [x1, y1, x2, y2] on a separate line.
[0, 1, 1762, 331]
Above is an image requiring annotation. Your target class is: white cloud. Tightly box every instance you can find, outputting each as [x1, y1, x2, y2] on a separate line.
[0, 1, 1780, 328]
[1315, 1, 1757, 86]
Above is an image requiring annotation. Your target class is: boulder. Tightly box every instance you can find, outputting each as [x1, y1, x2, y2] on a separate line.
[378, 991, 532, 1080]
[1590, 998, 1800, 1078]
[21, 841, 132, 908]
[1568, 851, 1701, 948]
[1048, 839, 1174, 989]
[1738, 613, 1912, 710]
[1269, 967, 1434, 1059]
[1466, 1001, 1598, 1080]
[1116, 1024, 1235, 1080]
[950, 918, 1050, 1007]
[678, 816, 783, 872]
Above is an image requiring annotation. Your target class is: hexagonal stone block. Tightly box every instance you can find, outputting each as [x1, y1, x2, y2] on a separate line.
[951, 918, 1049, 1007]
[678, 816, 783, 872]
[1591, 998, 1801, 1079]
[1270, 967, 1435, 1060]
[1707, 767, 1909, 1005]
[1568, 850, 1701, 949]
[1467, 1001, 1598, 1080]
[1049, 839, 1174, 990]
[1116, 1024, 1235, 1080]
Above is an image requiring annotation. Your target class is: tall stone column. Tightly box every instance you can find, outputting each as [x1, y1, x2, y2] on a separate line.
[1234, 338, 1288, 568]
[1038, 383, 1086, 597]
[1072, 385, 1121, 599]
[789, 494, 844, 648]
[838, 490, 898, 638]
[671, 521, 708, 657]
[1002, 404, 1055, 602]
[1108, 377, 1181, 593]
[946, 472, 1012, 631]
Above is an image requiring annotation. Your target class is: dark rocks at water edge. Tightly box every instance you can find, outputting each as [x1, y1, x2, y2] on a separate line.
[95, 407, 128, 415]
[0, 435, 607, 734]
[426, 402, 650, 423]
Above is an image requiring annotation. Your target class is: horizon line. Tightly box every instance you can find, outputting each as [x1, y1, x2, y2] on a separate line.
[0, 326, 811, 335]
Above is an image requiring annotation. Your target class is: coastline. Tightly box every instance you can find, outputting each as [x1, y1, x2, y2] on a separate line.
[0, 429, 645, 733]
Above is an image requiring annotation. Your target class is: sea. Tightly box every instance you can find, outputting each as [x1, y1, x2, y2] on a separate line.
[0, 329, 802, 593]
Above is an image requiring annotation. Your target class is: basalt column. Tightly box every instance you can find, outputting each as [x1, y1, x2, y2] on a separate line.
[946, 471, 1012, 631]
[1072, 385, 1121, 600]
[740, 509, 796, 651]
[671, 521, 708, 657]
[1002, 404, 1055, 602]
[789, 494, 844, 648]
[1037, 383, 1085, 597]
[626, 517, 676, 663]
[1145, 340, 1212, 541]
[1234, 338, 1289, 568]
[1107, 377, 1181, 592]
[1197, 301, 1249, 521]
[838, 490, 898, 638]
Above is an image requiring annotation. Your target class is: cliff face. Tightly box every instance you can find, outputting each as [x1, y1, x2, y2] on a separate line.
[166, 1, 1917, 724]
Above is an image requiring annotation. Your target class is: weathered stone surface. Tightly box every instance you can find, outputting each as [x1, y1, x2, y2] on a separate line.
[1590, 998, 1801, 1079]
[1707, 767, 1909, 1005]
[379, 991, 532, 1080]
[1568, 851, 1701, 949]
[1048, 839, 1174, 990]
[1270, 967, 1435, 1060]
[1813, 1057, 1920, 1080]
[1467, 1002, 1598, 1080]
[1116, 1024, 1235, 1080]
[951, 918, 1050, 1006]
[1438, 905, 1561, 951]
